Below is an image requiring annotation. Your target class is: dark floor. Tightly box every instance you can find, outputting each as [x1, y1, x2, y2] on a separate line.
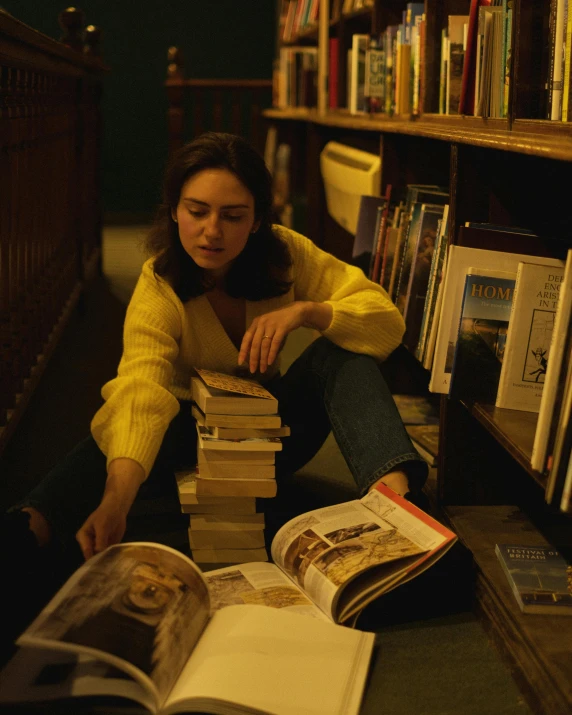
[0, 227, 534, 714]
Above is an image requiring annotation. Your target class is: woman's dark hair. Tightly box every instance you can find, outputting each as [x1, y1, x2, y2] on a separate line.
[145, 132, 292, 301]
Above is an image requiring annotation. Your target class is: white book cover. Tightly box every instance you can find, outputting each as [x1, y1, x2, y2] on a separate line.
[532, 249, 572, 472]
[349, 34, 369, 113]
[429, 245, 561, 395]
[496, 260, 566, 412]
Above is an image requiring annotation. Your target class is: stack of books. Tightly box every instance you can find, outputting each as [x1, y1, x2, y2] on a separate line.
[176, 368, 290, 567]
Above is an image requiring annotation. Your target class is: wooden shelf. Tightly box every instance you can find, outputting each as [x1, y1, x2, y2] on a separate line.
[263, 108, 572, 161]
[446, 505, 572, 715]
[468, 403, 545, 489]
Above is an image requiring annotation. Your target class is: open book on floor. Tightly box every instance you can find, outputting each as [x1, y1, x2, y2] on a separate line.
[0, 545, 374, 715]
[0, 485, 456, 714]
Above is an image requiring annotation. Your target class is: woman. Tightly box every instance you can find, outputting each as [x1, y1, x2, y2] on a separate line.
[8, 131, 428, 570]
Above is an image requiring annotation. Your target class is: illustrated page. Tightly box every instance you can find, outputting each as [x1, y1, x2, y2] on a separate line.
[203, 561, 330, 621]
[18, 542, 211, 709]
[271, 498, 426, 620]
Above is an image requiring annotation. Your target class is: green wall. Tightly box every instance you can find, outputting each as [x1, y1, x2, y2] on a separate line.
[3, 1, 276, 217]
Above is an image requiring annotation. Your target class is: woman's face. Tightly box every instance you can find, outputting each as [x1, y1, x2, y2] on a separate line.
[173, 168, 259, 280]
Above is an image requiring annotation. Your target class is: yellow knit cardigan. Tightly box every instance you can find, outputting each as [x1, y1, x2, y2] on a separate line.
[91, 225, 405, 476]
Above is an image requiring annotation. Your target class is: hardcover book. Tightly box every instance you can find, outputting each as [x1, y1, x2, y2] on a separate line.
[496, 260, 566, 413]
[352, 195, 386, 277]
[429, 244, 559, 395]
[0, 484, 457, 714]
[532, 250, 572, 473]
[495, 543, 572, 615]
[449, 268, 516, 404]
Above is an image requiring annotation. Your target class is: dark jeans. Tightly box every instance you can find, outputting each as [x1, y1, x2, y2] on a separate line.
[16, 337, 427, 548]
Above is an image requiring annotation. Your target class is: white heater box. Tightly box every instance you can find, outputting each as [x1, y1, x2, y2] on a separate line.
[319, 141, 381, 235]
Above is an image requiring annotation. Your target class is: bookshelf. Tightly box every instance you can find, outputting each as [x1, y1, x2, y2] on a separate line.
[269, 2, 572, 714]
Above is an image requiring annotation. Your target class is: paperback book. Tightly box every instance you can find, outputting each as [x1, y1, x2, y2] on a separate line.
[191, 370, 278, 417]
[495, 543, 572, 615]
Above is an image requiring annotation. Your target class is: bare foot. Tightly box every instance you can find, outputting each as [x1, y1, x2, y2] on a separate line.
[368, 469, 409, 496]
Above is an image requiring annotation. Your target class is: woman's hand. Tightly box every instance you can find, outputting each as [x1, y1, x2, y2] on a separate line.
[238, 301, 333, 374]
[76, 495, 129, 561]
[76, 458, 145, 560]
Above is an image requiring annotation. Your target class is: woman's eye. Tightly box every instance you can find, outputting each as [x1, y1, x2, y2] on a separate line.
[189, 210, 206, 218]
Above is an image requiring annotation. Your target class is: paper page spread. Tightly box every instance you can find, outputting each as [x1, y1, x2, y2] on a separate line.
[271, 498, 424, 619]
[18, 542, 211, 709]
[163, 604, 374, 715]
[203, 561, 330, 621]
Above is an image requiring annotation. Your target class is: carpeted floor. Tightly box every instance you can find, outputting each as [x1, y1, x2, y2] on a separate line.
[0, 225, 533, 714]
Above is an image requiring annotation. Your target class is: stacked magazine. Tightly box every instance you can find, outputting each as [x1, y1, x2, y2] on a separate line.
[177, 369, 290, 567]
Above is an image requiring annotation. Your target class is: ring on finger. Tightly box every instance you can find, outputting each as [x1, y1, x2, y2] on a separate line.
[262, 335, 272, 341]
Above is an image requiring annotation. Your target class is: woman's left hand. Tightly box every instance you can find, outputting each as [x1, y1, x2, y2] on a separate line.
[238, 301, 333, 374]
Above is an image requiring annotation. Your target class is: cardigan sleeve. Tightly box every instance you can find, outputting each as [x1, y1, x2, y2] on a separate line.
[90, 260, 183, 477]
[276, 226, 405, 361]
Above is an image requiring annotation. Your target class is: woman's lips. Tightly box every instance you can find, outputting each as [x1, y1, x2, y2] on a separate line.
[199, 245, 223, 253]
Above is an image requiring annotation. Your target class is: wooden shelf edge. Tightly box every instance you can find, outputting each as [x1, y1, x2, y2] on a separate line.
[263, 109, 572, 160]
[446, 505, 572, 715]
[467, 402, 545, 489]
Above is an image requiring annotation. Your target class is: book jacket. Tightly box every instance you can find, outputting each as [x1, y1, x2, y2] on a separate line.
[449, 271, 516, 404]
[496, 261, 566, 413]
[495, 544, 572, 615]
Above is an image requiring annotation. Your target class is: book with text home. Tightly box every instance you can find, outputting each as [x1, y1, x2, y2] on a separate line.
[532, 250, 572, 473]
[0, 484, 457, 714]
[496, 260, 566, 413]
[495, 544, 572, 615]
[449, 268, 516, 405]
[191, 370, 278, 417]
[429, 244, 559, 395]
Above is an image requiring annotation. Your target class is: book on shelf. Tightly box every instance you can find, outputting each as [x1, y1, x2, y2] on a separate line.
[423, 246, 449, 372]
[475, 6, 504, 118]
[531, 250, 572, 473]
[449, 268, 516, 405]
[545, 332, 572, 507]
[405, 424, 439, 467]
[562, 0, 572, 121]
[402, 204, 445, 350]
[415, 204, 449, 363]
[349, 34, 369, 114]
[446, 15, 469, 114]
[364, 33, 384, 113]
[495, 544, 572, 615]
[328, 36, 340, 108]
[191, 370, 278, 417]
[0, 543, 375, 715]
[547, 0, 567, 120]
[352, 194, 386, 277]
[495, 259, 566, 413]
[459, 0, 492, 114]
[429, 242, 560, 395]
[370, 184, 392, 283]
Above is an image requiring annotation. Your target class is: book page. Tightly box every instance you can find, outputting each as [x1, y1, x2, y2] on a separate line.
[0, 648, 155, 712]
[163, 605, 374, 715]
[271, 499, 426, 620]
[18, 542, 211, 710]
[203, 561, 330, 621]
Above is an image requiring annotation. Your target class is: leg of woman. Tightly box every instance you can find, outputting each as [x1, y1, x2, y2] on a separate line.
[269, 336, 428, 498]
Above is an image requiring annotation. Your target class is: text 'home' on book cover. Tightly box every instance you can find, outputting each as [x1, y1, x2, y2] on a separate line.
[449, 268, 516, 404]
